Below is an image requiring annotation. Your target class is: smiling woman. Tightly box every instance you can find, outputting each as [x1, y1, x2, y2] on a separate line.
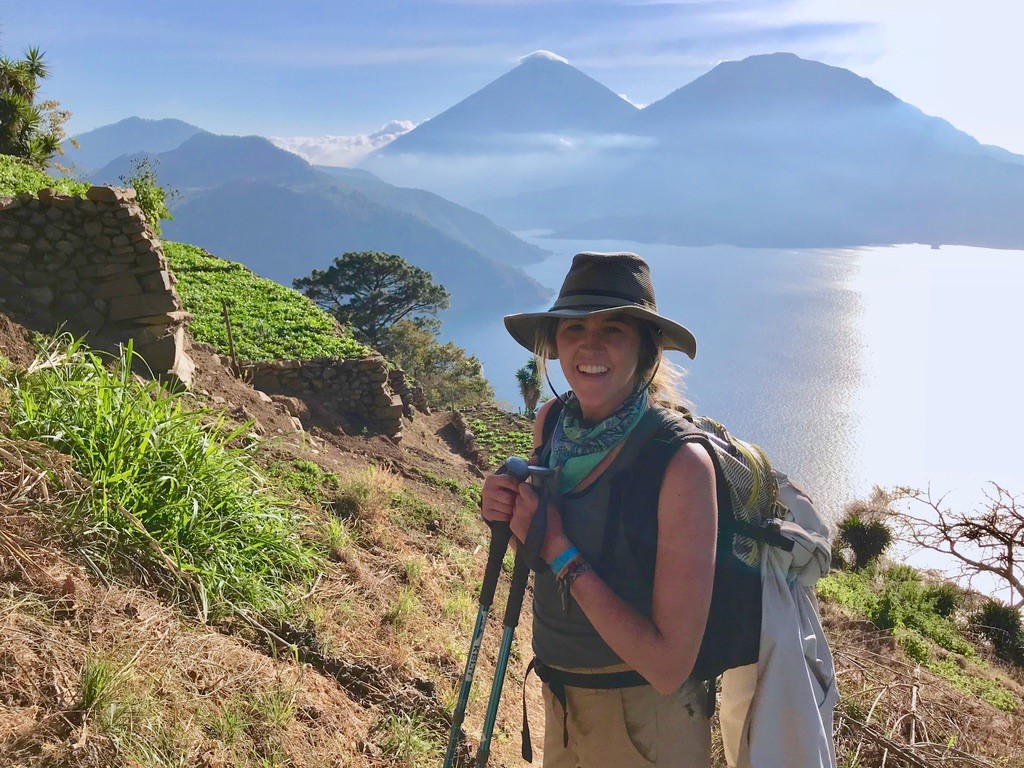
[481, 252, 718, 767]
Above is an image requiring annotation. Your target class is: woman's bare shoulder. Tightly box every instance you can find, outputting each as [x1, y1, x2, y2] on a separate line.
[660, 440, 716, 519]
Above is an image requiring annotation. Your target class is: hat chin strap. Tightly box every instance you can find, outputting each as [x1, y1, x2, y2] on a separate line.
[544, 367, 571, 411]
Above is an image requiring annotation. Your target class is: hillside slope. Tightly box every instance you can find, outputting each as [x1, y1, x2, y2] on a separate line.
[86, 133, 551, 314]
[2, 312, 1023, 767]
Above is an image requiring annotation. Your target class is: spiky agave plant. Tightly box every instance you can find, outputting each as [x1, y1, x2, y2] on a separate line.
[515, 356, 542, 417]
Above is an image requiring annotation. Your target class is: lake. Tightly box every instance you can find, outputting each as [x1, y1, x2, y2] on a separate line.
[444, 240, 1024, 541]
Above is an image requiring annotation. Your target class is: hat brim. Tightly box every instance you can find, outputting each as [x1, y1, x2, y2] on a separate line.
[504, 305, 697, 360]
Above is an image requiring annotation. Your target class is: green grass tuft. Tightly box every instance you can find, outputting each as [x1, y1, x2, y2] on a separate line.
[375, 711, 444, 767]
[5, 335, 319, 619]
[164, 241, 371, 362]
[268, 458, 340, 506]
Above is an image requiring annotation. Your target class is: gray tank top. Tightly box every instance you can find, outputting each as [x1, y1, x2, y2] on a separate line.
[532, 450, 656, 668]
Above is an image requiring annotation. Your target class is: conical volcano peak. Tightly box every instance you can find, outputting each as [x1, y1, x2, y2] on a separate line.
[375, 48, 636, 154]
[697, 52, 896, 107]
[639, 51, 899, 126]
[517, 50, 570, 66]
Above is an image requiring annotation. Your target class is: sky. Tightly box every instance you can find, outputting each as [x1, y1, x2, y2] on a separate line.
[2, 0, 1021, 163]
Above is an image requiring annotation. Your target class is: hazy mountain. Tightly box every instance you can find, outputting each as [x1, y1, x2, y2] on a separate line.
[164, 179, 546, 314]
[85, 131, 549, 313]
[378, 52, 638, 155]
[314, 166, 547, 265]
[63, 117, 204, 174]
[362, 53, 646, 201]
[91, 133, 322, 191]
[458, 53, 1024, 249]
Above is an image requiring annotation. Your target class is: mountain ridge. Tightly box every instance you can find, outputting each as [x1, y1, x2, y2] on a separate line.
[80, 123, 550, 314]
[379, 52, 639, 155]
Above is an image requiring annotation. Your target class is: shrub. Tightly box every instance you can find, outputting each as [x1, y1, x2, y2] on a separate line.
[380, 319, 493, 409]
[926, 582, 965, 618]
[974, 600, 1024, 664]
[837, 514, 893, 570]
[894, 627, 930, 664]
[872, 577, 974, 657]
[885, 564, 922, 583]
[119, 157, 176, 236]
[6, 336, 318, 618]
[0, 153, 89, 197]
[816, 570, 879, 617]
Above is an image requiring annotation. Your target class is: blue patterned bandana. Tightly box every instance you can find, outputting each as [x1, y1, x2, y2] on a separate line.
[548, 389, 649, 492]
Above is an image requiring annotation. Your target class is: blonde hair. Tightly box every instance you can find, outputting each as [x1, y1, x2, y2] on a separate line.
[534, 316, 693, 412]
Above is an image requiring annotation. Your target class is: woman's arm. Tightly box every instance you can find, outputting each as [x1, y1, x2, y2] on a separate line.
[513, 440, 718, 695]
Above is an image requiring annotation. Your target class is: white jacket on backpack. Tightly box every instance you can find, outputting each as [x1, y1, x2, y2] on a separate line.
[719, 472, 838, 768]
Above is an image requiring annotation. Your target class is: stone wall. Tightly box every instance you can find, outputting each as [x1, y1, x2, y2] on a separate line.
[244, 356, 406, 438]
[388, 368, 429, 418]
[0, 186, 419, 438]
[0, 187, 194, 385]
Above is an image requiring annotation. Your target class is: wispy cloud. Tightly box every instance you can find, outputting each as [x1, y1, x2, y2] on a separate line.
[619, 93, 648, 108]
[270, 120, 417, 166]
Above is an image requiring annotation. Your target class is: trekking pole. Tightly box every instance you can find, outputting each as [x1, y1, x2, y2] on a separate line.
[474, 464, 557, 768]
[442, 457, 531, 768]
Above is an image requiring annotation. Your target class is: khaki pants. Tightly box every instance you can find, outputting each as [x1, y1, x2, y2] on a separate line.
[719, 663, 758, 768]
[540, 667, 711, 768]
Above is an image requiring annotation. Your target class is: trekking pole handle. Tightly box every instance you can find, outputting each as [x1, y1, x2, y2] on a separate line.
[478, 457, 530, 608]
[479, 523, 512, 608]
[500, 466, 554, 628]
[501, 545, 532, 628]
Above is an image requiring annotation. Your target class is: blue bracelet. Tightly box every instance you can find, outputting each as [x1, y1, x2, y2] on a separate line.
[550, 546, 579, 576]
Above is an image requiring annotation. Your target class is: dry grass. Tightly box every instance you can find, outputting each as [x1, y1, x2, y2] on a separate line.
[6, 322, 1020, 766]
[822, 600, 1024, 767]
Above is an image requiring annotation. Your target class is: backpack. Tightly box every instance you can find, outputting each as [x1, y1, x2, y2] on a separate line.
[538, 398, 830, 684]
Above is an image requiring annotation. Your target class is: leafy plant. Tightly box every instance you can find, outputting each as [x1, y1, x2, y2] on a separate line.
[837, 514, 893, 570]
[923, 657, 1021, 712]
[380, 318, 493, 409]
[926, 582, 965, 618]
[0, 153, 89, 196]
[467, 411, 533, 468]
[515, 356, 542, 417]
[119, 157, 177, 236]
[0, 46, 72, 167]
[268, 458, 339, 506]
[165, 241, 371, 362]
[973, 600, 1024, 664]
[391, 489, 440, 530]
[7, 335, 319, 619]
[873, 576, 974, 657]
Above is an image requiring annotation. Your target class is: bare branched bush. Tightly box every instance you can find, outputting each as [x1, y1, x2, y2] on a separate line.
[893, 483, 1024, 608]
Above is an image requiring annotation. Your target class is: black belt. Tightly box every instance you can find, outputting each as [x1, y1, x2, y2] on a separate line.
[521, 658, 649, 762]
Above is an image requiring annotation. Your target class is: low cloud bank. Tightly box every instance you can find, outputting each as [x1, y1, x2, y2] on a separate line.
[271, 120, 416, 166]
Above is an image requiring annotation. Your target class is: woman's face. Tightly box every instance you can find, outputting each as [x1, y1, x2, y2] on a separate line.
[556, 313, 642, 422]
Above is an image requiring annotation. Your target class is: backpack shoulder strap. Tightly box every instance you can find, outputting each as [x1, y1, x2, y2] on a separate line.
[536, 397, 565, 463]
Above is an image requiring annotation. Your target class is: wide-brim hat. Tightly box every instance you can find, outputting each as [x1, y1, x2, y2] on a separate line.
[504, 251, 697, 359]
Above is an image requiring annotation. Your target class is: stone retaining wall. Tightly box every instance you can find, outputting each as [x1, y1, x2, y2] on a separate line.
[388, 368, 429, 418]
[244, 356, 406, 438]
[0, 186, 420, 437]
[0, 187, 194, 385]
